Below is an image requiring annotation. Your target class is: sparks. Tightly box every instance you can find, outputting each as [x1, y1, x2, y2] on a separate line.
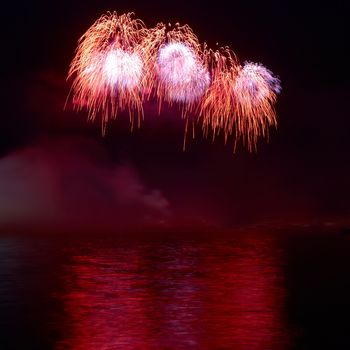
[67, 12, 149, 132]
[232, 62, 281, 149]
[104, 49, 143, 90]
[156, 42, 210, 103]
[67, 11, 281, 152]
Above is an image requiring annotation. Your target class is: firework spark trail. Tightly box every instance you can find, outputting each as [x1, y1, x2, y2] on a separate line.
[200, 48, 240, 142]
[67, 11, 281, 151]
[138, 23, 167, 99]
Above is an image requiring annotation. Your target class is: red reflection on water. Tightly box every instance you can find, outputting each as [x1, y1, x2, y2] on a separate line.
[200, 236, 289, 349]
[56, 248, 155, 350]
[55, 236, 289, 350]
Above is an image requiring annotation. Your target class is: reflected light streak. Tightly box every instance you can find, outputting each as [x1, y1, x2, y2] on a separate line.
[54, 236, 290, 349]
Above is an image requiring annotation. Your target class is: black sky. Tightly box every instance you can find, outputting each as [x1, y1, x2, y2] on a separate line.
[1, 0, 349, 230]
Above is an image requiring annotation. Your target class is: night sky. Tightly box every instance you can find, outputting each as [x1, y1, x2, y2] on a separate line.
[1, 0, 348, 232]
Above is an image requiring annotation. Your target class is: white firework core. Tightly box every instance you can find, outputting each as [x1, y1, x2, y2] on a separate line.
[234, 62, 281, 105]
[157, 42, 210, 103]
[104, 49, 143, 90]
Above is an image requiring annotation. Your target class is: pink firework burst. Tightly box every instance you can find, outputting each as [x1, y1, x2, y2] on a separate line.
[157, 42, 210, 103]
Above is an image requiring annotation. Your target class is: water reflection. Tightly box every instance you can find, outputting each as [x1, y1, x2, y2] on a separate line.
[55, 235, 289, 350]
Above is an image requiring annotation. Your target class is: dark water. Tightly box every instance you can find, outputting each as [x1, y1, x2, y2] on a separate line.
[1, 231, 350, 349]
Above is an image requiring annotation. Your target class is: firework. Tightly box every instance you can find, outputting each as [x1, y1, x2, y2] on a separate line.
[67, 11, 281, 151]
[137, 23, 167, 98]
[200, 48, 240, 142]
[232, 62, 281, 149]
[103, 49, 143, 89]
[157, 42, 210, 104]
[67, 12, 149, 132]
[200, 50, 281, 150]
[155, 24, 210, 110]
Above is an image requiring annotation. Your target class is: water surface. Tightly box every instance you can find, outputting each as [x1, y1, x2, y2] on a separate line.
[1, 231, 349, 349]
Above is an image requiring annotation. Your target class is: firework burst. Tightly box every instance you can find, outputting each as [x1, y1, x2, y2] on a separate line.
[200, 50, 281, 151]
[232, 62, 281, 149]
[103, 49, 143, 89]
[157, 41, 210, 104]
[67, 12, 149, 132]
[155, 24, 210, 111]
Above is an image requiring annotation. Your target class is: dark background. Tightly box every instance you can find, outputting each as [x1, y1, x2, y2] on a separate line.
[1, 0, 349, 231]
[1, 3, 350, 349]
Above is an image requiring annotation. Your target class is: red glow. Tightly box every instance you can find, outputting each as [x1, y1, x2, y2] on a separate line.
[55, 236, 290, 349]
